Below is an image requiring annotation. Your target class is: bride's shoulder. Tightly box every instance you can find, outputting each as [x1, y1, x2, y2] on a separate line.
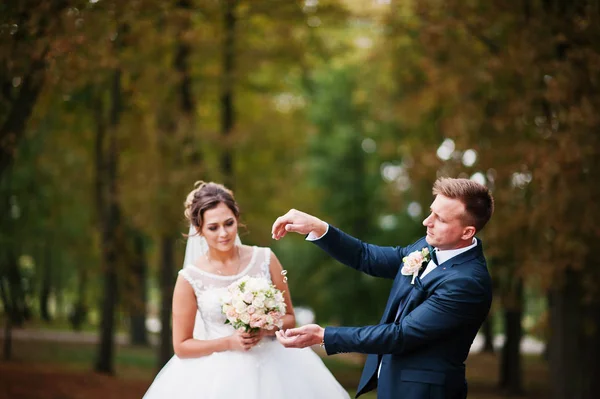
[177, 266, 204, 291]
[179, 264, 205, 280]
[255, 245, 271, 260]
[239, 245, 274, 266]
[257, 247, 282, 268]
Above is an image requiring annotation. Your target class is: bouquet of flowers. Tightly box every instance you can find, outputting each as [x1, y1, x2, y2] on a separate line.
[221, 276, 286, 332]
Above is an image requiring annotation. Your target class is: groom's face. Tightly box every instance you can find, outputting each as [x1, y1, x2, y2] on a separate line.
[422, 195, 472, 250]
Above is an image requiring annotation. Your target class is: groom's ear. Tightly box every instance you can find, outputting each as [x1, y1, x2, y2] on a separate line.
[461, 226, 476, 240]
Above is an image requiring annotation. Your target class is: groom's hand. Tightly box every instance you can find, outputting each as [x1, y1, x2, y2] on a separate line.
[271, 209, 327, 240]
[275, 324, 324, 349]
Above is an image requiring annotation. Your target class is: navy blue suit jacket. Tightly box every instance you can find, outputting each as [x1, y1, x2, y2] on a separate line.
[314, 226, 492, 399]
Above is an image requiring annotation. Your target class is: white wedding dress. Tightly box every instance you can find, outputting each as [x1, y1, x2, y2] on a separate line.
[143, 246, 349, 399]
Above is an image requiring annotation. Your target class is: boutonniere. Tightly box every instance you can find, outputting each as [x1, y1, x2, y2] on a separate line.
[401, 247, 431, 284]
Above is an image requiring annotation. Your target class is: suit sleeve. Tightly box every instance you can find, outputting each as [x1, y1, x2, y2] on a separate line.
[323, 275, 491, 355]
[311, 225, 413, 280]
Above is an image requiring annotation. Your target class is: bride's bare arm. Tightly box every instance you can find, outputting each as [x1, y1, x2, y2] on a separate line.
[172, 276, 258, 358]
[266, 251, 296, 335]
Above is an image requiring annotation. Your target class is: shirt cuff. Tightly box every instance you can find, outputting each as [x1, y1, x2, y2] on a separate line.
[306, 224, 329, 241]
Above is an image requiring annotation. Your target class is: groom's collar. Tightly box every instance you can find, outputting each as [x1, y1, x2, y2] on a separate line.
[433, 238, 478, 266]
[435, 237, 482, 267]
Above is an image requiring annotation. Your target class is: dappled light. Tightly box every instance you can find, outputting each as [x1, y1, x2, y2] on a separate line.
[436, 138, 456, 161]
[462, 149, 477, 167]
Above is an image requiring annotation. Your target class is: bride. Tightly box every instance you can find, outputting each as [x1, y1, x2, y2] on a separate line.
[143, 181, 349, 399]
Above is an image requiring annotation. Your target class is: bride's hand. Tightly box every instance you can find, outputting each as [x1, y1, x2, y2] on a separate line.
[255, 328, 275, 341]
[242, 329, 273, 346]
[229, 330, 261, 351]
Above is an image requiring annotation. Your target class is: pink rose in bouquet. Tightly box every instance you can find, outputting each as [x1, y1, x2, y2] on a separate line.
[221, 276, 286, 332]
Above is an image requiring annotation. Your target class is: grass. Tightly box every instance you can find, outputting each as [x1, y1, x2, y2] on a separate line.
[22, 317, 105, 334]
[0, 338, 157, 379]
[0, 337, 548, 399]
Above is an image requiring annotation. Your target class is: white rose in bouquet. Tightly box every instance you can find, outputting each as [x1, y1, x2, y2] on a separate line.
[221, 276, 286, 332]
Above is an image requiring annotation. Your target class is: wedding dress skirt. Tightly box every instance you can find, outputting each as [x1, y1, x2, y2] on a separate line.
[143, 338, 349, 398]
[143, 246, 349, 399]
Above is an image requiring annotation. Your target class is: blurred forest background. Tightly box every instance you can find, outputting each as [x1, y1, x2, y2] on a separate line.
[1, 1, 599, 398]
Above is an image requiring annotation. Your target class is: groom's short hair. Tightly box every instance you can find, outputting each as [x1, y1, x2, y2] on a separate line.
[433, 178, 494, 232]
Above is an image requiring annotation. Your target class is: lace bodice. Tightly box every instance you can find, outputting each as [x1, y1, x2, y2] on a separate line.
[178, 246, 272, 340]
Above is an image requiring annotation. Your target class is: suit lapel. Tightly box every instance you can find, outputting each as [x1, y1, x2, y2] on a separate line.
[393, 240, 485, 321]
[394, 277, 428, 322]
[381, 237, 481, 323]
[382, 240, 432, 322]
[381, 270, 414, 323]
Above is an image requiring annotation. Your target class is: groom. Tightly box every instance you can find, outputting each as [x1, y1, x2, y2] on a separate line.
[273, 178, 494, 399]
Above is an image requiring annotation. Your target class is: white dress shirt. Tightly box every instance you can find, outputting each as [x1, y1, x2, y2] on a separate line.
[306, 225, 329, 241]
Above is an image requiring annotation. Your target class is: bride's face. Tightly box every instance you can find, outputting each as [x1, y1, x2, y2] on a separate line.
[201, 202, 239, 252]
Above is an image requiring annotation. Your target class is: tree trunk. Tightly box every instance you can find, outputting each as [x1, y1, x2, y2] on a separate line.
[220, 0, 237, 187]
[499, 279, 524, 394]
[69, 265, 88, 331]
[580, 299, 600, 398]
[175, 0, 201, 166]
[0, 178, 27, 331]
[5, 247, 26, 327]
[175, 0, 194, 116]
[94, 68, 122, 375]
[0, 1, 69, 178]
[95, 235, 118, 374]
[547, 269, 597, 399]
[0, 59, 46, 177]
[158, 236, 175, 369]
[129, 230, 149, 346]
[2, 312, 12, 360]
[0, 275, 13, 360]
[152, 0, 198, 363]
[0, 185, 15, 354]
[481, 315, 495, 353]
[39, 242, 52, 322]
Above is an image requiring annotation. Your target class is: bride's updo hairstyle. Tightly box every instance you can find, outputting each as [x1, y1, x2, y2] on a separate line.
[184, 181, 240, 234]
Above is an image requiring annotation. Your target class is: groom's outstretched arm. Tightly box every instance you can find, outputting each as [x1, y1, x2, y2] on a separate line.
[323, 274, 491, 356]
[310, 224, 412, 279]
[272, 209, 409, 279]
